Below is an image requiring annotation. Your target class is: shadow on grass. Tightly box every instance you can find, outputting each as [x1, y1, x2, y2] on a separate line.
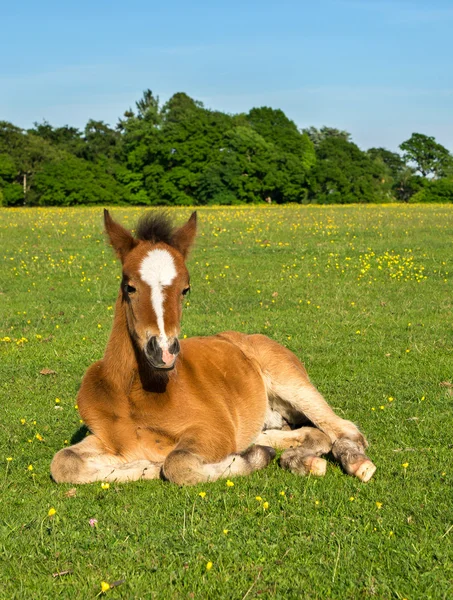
[70, 424, 90, 445]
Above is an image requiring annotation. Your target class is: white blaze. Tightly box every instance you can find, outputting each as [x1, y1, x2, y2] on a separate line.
[139, 249, 177, 342]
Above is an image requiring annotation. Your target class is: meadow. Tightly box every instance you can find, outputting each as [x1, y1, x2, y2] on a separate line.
[1, 204, 452, 600]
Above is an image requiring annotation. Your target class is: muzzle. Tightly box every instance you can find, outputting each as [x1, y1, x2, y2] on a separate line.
[145, 336, 180, 370]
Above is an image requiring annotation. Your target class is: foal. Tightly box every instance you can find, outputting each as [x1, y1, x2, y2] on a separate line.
[51, 211, 376, 485]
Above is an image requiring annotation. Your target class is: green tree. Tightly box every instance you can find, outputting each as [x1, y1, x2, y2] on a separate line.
[83, 120, 120, 161]
[31, 156, 128, 206]
[302, 126, 351, 148]
[308, 137, 389, 203]
[399, 133, 452, 178]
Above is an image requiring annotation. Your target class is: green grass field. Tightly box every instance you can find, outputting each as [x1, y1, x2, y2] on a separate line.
[1, 204, 452, 599]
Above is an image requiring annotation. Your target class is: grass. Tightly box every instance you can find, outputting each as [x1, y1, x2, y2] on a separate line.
[1, 204, 452, 599]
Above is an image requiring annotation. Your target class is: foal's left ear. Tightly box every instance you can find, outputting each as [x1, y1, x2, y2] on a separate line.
[104, 209, 137, 261]
[171, 211, 197, 259]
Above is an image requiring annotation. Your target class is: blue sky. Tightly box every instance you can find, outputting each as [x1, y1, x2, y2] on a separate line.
[1, 0, 452, 151]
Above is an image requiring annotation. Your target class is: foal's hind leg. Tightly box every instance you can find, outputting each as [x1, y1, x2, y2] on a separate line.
[251, 335, 376, 482]
[162, 443, 276, 486]
[255, 428, 331, 476]
[51, 436, 161, 484]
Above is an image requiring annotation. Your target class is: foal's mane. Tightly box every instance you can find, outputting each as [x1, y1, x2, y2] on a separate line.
[135, 212, 174, 244]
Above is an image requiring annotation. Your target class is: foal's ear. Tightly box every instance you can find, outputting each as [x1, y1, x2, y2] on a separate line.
[104, 209, 137, 261]
[171, 211, 197, 259]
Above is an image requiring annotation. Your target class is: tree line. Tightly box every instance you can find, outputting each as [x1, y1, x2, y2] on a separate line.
[1, 90, 452, 206]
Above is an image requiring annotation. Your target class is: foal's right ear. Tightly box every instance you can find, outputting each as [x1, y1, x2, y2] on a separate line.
[104, 209, 137, 261]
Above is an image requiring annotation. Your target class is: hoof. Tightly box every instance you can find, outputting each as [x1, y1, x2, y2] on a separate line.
[242, 445, 276, 469]
[280, 448, 327, 477]
[305, 456, 327, 477]
[350, 459, 376, 482]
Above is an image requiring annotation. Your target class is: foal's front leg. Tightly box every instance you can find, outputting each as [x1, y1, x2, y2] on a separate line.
[162, 438, 276, 486]
[51, 435, 162, 484]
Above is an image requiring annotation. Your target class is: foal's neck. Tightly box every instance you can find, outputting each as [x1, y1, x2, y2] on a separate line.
[103, 293, 137, 390]
[103, 293, 170, 393]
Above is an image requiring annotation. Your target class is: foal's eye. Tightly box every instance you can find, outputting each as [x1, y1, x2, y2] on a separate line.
[182, 286, 190, 296]
[125, 284, 136, 294]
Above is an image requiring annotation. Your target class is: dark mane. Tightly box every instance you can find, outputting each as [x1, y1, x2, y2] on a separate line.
[135, 212, 174, 244]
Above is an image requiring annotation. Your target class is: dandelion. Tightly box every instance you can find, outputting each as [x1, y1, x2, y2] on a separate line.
[376, 502, 383, 509]
[402, 462, 409, 469]
[100, 581, 111, 593]
[27, 464, 33, 471]
[226, 480, 234, 487]
[20, 418, 26, 425]
[35, 433, 43, 441]
[279, 490, 286, 496]
[198, 491, 206, 498]
[315, 500, 320, 506]
[101, 482, 110, 490]
[223, 529, 229, 535]
[349, 496, 355, 502]
[55, 398, 60, 404]
[263, 501, 269, 510]
[388, 397, 394, 402]
[6, 457, 12, 462]
[255, 496, 263, 502]
[206, 561, 213, 571]
[48, 507, 56, 517]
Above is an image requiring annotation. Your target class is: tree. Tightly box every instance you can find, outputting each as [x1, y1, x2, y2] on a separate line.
[308, 137, 390, 203]
[31, 156, 128, 206]
[0, 121, 63, 202]
[409, 178, 453, 203]
[399, 133, 452, 178]
[302, 126, 351, 148]
[83, 120, 120, 161]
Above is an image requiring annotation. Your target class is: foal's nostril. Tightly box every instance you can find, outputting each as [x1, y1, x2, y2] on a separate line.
[169, 338, 180, 356]
[146, 336, 160, 355]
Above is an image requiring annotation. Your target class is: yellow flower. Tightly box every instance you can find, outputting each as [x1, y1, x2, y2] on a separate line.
[402, 462, 409, 468]
[263, 501, 269, 510]
[101, 482, 110, 490]
[315, 500, 320, 506]
[35, 433, 43, 441]
[388, 397, 394, 402]
[223, 529, 229, 535]
[255, 496, 263, 502]
[279, 491, 286, 496]
[100, 581, 110, 593]
[198, 491, 206, 498]
[27, 464, 33, 471]
[20, 418, 26, 425]
[48, 507, 56, 517]
[226, 480, 234, 487]
[206, 561, 213, 571]
[55, 398, 60, 404]
[6, 457, 12, 462]
[376, 502, 383, 509]
[349, 496, 355, 501]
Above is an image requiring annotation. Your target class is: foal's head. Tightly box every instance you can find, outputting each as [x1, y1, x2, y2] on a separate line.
[104, 210, 197, 370]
